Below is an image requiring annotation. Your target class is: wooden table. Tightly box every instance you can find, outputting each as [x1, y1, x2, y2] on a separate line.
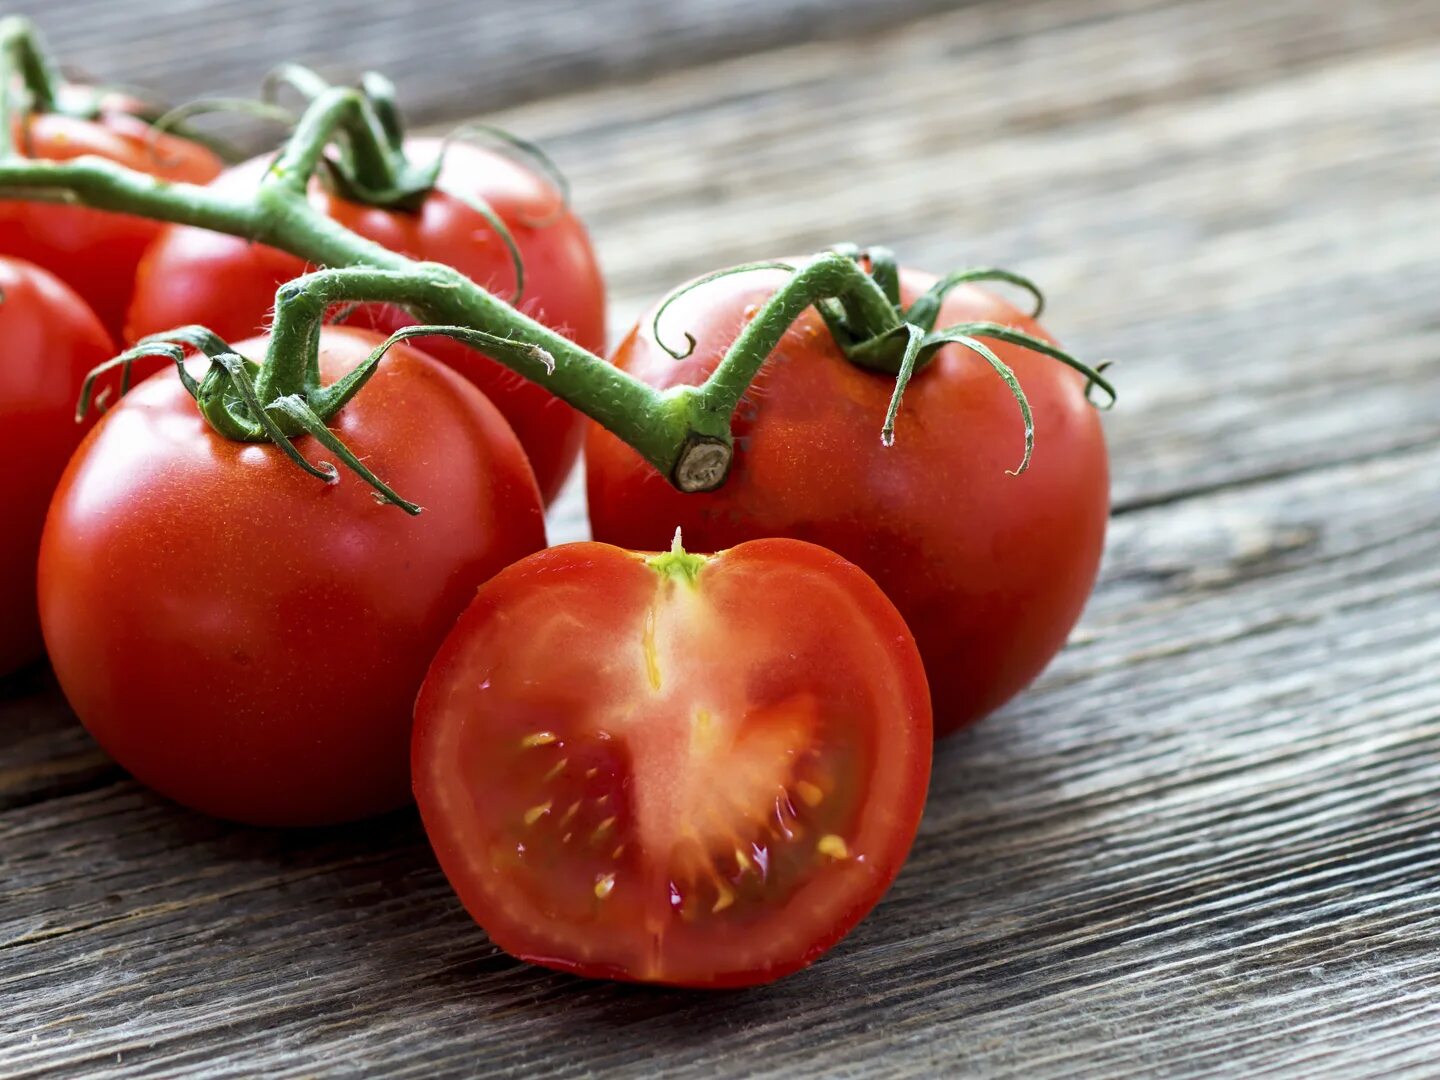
[5, 0, 1439, 1074]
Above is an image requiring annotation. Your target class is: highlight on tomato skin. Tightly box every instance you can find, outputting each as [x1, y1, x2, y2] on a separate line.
[412, 536, 933, 989]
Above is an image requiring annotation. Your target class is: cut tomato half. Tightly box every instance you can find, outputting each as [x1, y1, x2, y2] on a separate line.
[413, 536, 932, 987]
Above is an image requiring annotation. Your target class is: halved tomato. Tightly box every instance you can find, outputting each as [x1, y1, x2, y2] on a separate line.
[413, 537, 932, 987]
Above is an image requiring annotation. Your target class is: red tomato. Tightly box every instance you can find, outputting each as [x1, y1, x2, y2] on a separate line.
[586, 264, 1109, 736]
[127, 140, 607, 503]
[0, 257, 115, 675]
[0, 90, 221, 338]
[413, 537, 932, 988]
[38, 327, 546, 826]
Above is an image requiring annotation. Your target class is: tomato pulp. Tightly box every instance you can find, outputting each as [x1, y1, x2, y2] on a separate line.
[413, 538, 932, 987]
[127, 140, 606, 503]
[0, 257, 116, 674]
[586, 263, 1110, 735]
[39, 327, 546, 825]
[0, 90, 221, 338]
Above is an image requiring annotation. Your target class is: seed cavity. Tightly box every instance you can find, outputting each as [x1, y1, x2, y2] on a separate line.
[523, 801, 552, 826]
[522, 731, 558, 748]
[543, 758, 568, 782]
[818, 834, 849, 860]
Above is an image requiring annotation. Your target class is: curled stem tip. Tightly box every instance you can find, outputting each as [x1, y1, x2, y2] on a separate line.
[906, 268, 1047, 331]
[444, 122, 572, 227]
[935, 321, 1116, 408]
[144, 97, 295, 167]
[261, 62, 334, 105]
[433, 177, 527, 303]
[651, 261, 798, 360]
[878, 323, 925, 447]
[926, 329, 1035, 475]
[1086, 360, 1116, 407]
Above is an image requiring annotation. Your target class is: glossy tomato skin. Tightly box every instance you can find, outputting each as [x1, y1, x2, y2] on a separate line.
[413, 538, 932, 988]
[39, 327, 546, 826]
[0, 91, 221, 338]
[127, 139, 607, 503]
[0, 258, 116, 675]
[586, 265, 1109, 736]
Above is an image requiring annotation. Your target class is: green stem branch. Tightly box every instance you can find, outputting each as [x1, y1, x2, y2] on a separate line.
[698, 252, 899, 422]
[0, 150, 696, 478]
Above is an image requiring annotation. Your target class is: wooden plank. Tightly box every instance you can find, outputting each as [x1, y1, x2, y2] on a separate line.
[24, 0, 970, 138]
[3, 439, 1438, 1078]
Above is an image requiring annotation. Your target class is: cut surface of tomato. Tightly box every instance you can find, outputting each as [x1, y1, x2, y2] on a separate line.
[413, 537, 932, 988]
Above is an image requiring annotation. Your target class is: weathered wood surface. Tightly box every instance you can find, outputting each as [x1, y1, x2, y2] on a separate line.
[16, 0, 968, 140]
[4, 0, 1440, 1075]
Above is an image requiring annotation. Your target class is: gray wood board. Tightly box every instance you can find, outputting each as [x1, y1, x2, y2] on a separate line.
[8, 0, 971, 142]
[3, 0, 1440, 1075]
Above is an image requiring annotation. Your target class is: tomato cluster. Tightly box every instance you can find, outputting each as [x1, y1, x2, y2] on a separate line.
[0, 54, 1109, 988]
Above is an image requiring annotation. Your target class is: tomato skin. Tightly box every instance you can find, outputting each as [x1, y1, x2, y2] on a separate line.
[0, 258, 116, 675]
[413, 538, 932, 988]
[127, 140, 607, 503]
[0, 92, 221, 338]
[38, 327, 546, 826]
[586, 265, 1109, 736]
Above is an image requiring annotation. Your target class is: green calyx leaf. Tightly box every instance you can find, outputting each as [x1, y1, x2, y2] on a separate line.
[646, 529, 709, 586]
[78, 325, 453, 515]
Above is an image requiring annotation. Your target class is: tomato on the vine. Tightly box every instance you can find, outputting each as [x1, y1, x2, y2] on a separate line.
[127, 140, 606, 503]
[0, 89, 221, 338]
[0, 257, 115, 675]
[586, 263, 1110, 736]
[39, 326, 546, 826]
[413, 536, 932, 988]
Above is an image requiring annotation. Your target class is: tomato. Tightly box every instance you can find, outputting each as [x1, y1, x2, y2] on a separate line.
[38, 326, 546, 826]
[0, 257, 116, 675]
[586, 263, 1109, 737]
[127, 139, 606, 503]
[413, 536, 932, 988]
[0, 89, 221, 338]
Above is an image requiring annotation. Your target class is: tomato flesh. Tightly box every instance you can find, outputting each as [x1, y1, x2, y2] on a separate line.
[414, 538, 932, 987]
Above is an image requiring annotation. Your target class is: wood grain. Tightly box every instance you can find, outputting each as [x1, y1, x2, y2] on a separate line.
[9, 0, 967, 141]
[3, 0, 1440, 1075]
